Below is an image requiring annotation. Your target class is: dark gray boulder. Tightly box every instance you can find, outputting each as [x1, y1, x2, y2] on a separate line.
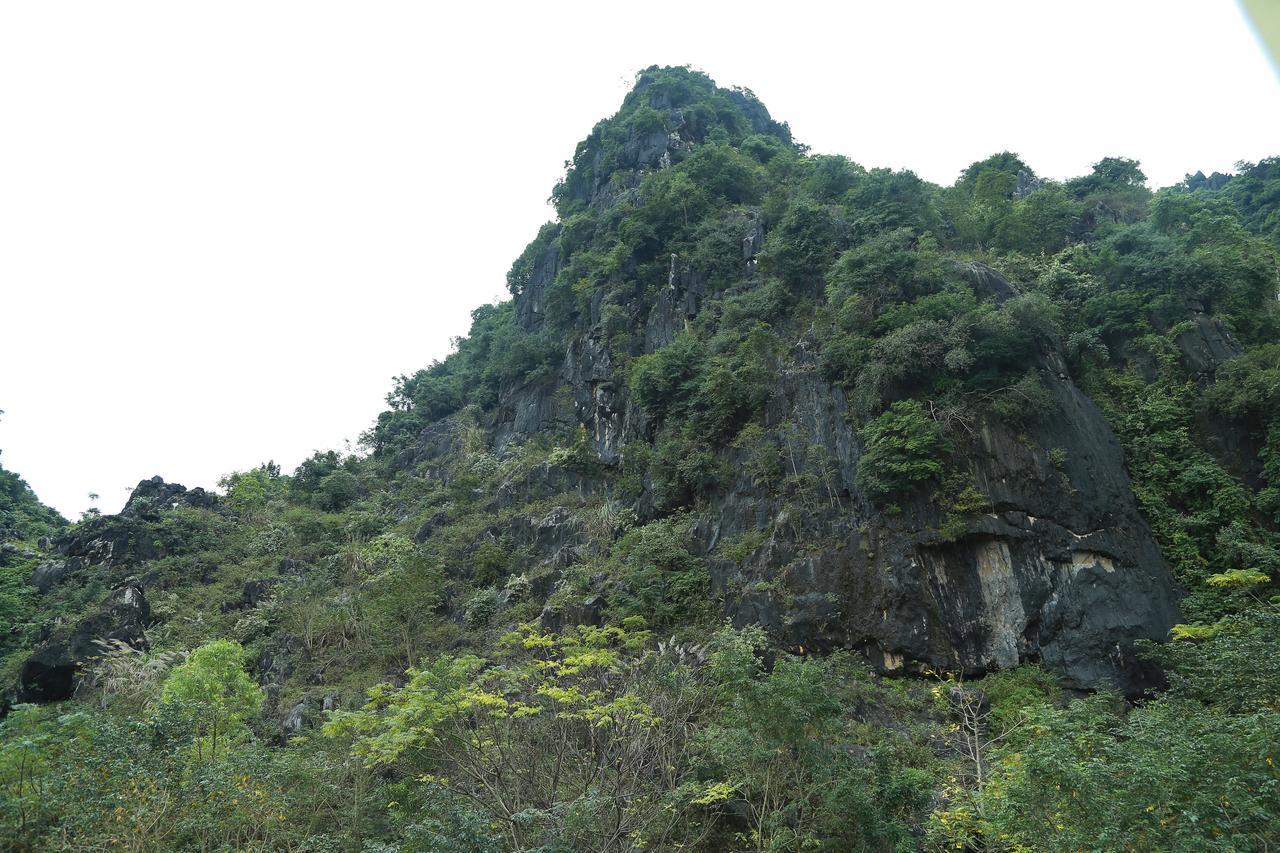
[222, 578, 278, 612]
[28, 559, 72, 593]
[56, 513, 156, 569]
[1175, 310, 1242, 378]
[16, 582, 150, 702]
[123, 475, 219, 519]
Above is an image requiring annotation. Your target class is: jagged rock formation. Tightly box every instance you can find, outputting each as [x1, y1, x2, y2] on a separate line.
[10, 476, 217, 703]
[16, 582, 150, 702]
[405, 257, 1180, 694]
[12, 69, 1229, 712]
[384, 70, 1183, 695]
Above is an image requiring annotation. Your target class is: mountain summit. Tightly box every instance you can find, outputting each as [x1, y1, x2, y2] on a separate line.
[371, 65, 1188, 693]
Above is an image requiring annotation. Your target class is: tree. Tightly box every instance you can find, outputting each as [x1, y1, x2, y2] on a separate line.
[946, 152, 1033, 248]
[856, 400, 949, 500]
[629, 334, 706, 421]
[326, 621, 714, 851]
[697, 627, 931, 851]
[994, 184, 1079, 254]
[758, 198, 843, 289]
[160, 640, 263, 762]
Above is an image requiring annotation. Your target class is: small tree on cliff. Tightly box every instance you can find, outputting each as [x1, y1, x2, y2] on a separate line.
[856, 400, 949, 501]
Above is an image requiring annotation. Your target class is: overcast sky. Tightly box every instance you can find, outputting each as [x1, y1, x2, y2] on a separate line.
[2, 1, 1278, 518]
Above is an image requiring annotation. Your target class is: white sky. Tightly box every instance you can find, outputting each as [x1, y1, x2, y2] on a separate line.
[2, 1, 1278, 518]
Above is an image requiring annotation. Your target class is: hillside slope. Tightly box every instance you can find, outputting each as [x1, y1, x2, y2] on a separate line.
[3, 67, 1279, 851]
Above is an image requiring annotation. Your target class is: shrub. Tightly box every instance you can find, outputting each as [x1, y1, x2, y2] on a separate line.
[629, 335, 706, 421]
[856, 401, 948, 500]
[606, 517, 710, 627]
[758, 198, 844, 289]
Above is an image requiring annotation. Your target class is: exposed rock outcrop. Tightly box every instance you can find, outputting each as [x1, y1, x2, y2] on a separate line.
[123, 474, 218, 518]
[35, 477, 221, 591]
[1176, 309, 1242, 379]
[16, 582, 150, 702]
[10, 477, 222, 706]
[474, 247, 1182, 695]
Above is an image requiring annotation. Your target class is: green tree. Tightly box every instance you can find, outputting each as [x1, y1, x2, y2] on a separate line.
[698, 627, 931, 851]
[327, 622, 713, 851]
[856, 400, 949, 500]
[160, 640, 264, 762]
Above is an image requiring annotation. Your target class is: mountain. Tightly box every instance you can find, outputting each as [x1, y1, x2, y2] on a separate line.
[2, 66, 1278, 851]
[0, 454, 65, 543]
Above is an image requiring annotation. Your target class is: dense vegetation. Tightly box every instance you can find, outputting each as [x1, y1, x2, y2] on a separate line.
[2, 67, 1279, 850]
[0, 444, 66, 672]
[0, 448, 65, 543]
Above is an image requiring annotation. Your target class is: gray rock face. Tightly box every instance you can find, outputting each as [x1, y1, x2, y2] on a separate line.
[55, 514, 156, 572]
[282, 699, 308, 735]
[708, 275, 1176, 694]
[502, 251, 1182, 694]
[490, 378, 576, 456]
[1175, 311, 1242, 378]
[645, 255, 706, 353]
[566, 324, 627, 463]
[515, 243, 562, 332]
[16, 582, 150, 702]
[124, 475, 219, 517]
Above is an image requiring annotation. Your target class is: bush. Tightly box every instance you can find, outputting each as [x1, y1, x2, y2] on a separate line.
[606, 517, 710, 627]
[650, 427, 725, 511]
[856, 401, 949, 500]
[629, 335, 706, 421]
[758, 198, 844, 289]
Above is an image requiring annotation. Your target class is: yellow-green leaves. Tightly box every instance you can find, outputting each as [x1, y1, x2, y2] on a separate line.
[324, 621, 656, 770]
[159, 640, 263, 763]
[1206, 569, 1271, 589]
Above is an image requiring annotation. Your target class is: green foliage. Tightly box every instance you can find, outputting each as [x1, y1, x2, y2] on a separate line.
[857, 400, 949, 500]
[629, 334, 706, 421]
[1145, 607, 1280, 713]
[758, 197, 843, 289]
[937, 474, 989, 541]
[1229, 157, 1280, 240]
[606, 516, 710, 627]
[700, 628, 934, 850]
[326, 621, 717, 850]
[1066, 156, 1148, 199]
[218, 462, 286, 517]
[154, 505, 231, 556]
[826, 227, 944, 315]
[993, 183, 1078, 254]
[1093, 372, 1276, 619]
[937, 612, 1280, 851]
[160, 639, 264, 762]
[844, 166, 941, 236]
[649, 425, 725, 510]
[949, 695, 1280, 851]
[1207, 342, 1280, 423]
[0, 703, 377, 851]
[945, 151, 1033, 249]
[0, 454, 65, 540]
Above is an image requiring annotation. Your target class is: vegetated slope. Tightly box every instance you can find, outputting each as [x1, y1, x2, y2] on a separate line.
[0, 455, 64, 543]
[0, 453, 67, 681]
[2, 66, 1279, 851]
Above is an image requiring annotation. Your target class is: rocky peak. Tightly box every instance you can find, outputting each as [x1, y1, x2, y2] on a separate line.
[124, 475, 219, 518]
